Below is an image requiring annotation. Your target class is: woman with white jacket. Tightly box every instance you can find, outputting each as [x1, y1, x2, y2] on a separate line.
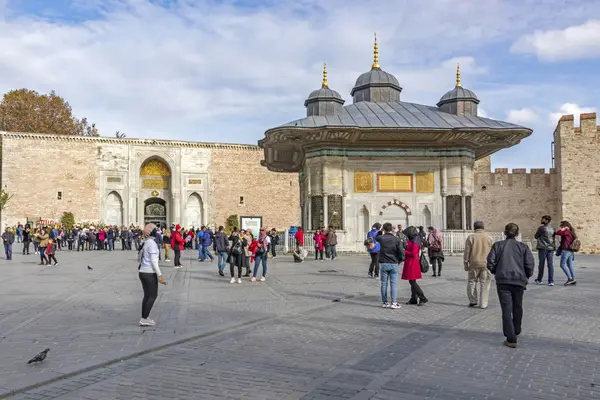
[138, 223, 166, 327]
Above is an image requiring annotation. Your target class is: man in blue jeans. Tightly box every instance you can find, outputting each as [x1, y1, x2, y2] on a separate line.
[534, 215, 555, 286]
[214, 226, 229, 276]
[200, 226, 214, 262]
[376, 222, 405, 309]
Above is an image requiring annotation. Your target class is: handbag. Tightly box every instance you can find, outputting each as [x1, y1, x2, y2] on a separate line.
[419, 252, 429, 274]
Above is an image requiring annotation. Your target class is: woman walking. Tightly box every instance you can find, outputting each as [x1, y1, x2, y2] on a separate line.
[171, 224, 185, 268]
[403, 226, 428, 306]
[46, 238, 58, 265]
[313, 229, 325, 261]
[250, 228, 269, 282]
[555, 221, 578, 286]
[228, 228, 245, 284]
[242, 229, 253, 276]
[37, 228, 50, 265]
[427, 226, 445, 277]
[138, 223, 166, 326]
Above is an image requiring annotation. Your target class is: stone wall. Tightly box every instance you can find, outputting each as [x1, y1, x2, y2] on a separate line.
[473, 164, 559, 241]
[1, 135, 100, 226]
[0, 133, 300, 231]
[208, 147, 300, 230]
[554, 113, 600, 252]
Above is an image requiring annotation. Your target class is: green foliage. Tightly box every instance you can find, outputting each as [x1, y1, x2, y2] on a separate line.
[0, 189, 13, 211]
[60, 212, 75, 231]
[225, 214, 239, 234]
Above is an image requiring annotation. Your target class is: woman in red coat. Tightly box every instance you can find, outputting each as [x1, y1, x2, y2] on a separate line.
[170, 224, 185, 268]
[313, 230, 325, 261]
[402, 226, 428, 306]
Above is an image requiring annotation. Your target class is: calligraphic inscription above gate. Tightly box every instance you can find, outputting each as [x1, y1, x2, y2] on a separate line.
[143, 178, 169, 189]
[377, 174, 413, 192]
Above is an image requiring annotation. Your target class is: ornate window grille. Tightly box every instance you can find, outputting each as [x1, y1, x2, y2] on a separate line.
[311, 196, 324, 229]
[327, 194, 343, 230]
[446, 195, 462, 230]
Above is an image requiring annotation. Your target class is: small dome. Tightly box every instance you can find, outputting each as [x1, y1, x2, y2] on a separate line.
[350, 68, 402, 95]
[306, 87, 343, 102]
[437, 86, 479, 107]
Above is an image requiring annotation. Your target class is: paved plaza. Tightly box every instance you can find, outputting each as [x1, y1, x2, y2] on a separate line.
[1, 247, 600, 399]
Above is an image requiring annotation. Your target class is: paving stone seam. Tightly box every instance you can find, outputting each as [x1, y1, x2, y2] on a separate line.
[2, 292, 365, 398]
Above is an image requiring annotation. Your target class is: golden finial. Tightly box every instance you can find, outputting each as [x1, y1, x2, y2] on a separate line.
[456, 63, 461, 87]
[322, 63, 328, 88]
[372, 32, 380, 69]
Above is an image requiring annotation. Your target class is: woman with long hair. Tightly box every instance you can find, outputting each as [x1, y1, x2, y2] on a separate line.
[402, 226, 428, 306]
[138, 223, 166, 326]
[555, 220, 577, 286]
[228, 228, 244, 284]
[427, 226, 445, 277]
[250, 228, 269, 282]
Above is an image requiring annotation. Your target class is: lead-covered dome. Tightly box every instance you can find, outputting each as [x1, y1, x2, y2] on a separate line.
[351, 34, 402, 103]
[304, 64, 345, 117]
[437, 65, 480, 117]
[437, 86, 479, 106]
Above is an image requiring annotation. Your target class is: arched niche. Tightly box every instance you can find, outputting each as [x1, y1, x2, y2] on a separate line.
[105, 191, 123, 226]
[186, 192, 203, 229]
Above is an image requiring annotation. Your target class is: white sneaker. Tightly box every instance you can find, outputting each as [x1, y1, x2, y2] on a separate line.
[230, 277, 236, 284]
[174, 266, 181, 269]
[146, 318, 156, 326]
[382, 302, 390, 308]
[390, 303, 401, 309]
[139, 318, 155, 326]
[237, 278, 242, 284]
[260, 276, 266, 282]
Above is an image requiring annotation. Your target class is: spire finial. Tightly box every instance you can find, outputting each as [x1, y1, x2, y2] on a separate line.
[372, 32, 380, 69]
[322, 62, 328, 88]
[456, 63, 461, 87]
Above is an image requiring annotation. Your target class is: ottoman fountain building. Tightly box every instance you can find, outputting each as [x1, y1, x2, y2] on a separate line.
[259, 35, 532, 250]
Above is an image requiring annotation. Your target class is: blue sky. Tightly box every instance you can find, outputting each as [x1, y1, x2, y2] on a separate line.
[1, 0, 600, 170]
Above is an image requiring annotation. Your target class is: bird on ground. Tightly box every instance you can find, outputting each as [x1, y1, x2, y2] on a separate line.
[87, 266, 93, 270]
[27, 349, 50, 364]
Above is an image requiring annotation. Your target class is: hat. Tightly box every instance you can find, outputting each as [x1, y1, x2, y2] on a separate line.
[175, 224, 181, 231]
[474, 221, 485, 230]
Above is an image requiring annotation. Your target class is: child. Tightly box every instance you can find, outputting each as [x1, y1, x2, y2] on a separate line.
[47, 238, 58, 266]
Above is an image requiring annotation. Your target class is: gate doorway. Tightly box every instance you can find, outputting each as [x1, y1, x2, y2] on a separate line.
[144, 198, 167, 228]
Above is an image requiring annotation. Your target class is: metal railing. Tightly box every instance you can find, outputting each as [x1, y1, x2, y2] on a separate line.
[279, 230, 532, 255]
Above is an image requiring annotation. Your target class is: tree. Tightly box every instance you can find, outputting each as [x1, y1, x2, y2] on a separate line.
[115, 130, 126, 138]
[0, 189, 13, 211]
[225, 215, 239, 234]
[0, 89, 99, 136]
[60, 212, 75, 231]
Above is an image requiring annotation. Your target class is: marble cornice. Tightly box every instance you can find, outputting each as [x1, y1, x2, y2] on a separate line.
[0, 131, 261, 151]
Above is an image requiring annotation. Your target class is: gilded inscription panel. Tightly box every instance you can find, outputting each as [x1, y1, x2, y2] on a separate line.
[143, 178, 169, 189]
[188, 179, 202, 185]
[107, 177, 122, 183]
[448, 177, 461, 185]
[416, 172, 434, 193]
[377, 174, 413, 192]
[354, 172, 373, 193]
[140, 159, 171, 176]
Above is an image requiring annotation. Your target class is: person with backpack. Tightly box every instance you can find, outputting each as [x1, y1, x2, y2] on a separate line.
[534, 215, 555, 286]
[426, 226, 445, 277]
[228, 228, 245, 284]
[487, 223, 535, 348]
[555, 220, 579, 286]
[366, 223, 382, 278]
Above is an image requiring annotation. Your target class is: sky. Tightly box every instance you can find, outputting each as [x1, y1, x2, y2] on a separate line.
[1, 0, 600, 170]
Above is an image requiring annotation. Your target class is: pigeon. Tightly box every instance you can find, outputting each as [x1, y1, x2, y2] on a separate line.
[27, 348, 50, 364]
[87, 266, 93, 270]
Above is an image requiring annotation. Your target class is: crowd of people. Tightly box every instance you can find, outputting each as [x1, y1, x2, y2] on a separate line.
[3, 216, 581, 347]
[362, 215, 580, 348]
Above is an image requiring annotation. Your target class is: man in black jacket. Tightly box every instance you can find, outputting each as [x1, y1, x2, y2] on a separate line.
[487, 223, 535, 348]
[376, 222, 405, 309]
[534, 215, 555, 286]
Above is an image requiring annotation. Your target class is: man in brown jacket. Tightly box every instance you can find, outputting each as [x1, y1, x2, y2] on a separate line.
[326, 226, 338, 260]
[464, 221, 493, 308]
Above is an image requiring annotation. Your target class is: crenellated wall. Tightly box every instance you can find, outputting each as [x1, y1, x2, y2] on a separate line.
[554, 112, 600, 252]
[473, 164, 559, 241]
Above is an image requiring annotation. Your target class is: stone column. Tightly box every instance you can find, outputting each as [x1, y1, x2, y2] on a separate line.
[461, 163, 467, 230]
[441, 163, 447, 230]
[322, 163, 328, 228]
[342, 166, 348, 231]
[306, 168, 312, 230]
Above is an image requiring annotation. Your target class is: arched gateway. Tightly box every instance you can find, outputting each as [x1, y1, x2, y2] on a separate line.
[140, 157, 171, 228]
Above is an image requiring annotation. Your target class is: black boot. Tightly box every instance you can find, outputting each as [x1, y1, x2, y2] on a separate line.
[432, 264, 437, 277]
[437, 263, 442, 277]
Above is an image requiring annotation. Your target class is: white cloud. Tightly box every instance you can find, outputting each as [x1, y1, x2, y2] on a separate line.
[511, 20, 600, 62]
[506, 108, 539, 125]
[0, 0, 597, 144]
[549, 103, 596, 126]
[478, 108, 489, 118]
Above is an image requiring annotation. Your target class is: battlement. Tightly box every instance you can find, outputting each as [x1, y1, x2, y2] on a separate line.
[475, 167, 556, 188]
[555, 112, 600, 138]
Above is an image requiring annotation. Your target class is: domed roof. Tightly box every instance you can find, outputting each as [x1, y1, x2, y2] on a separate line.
[350, 68, 401, 95]
[306, 86, 343, 101]
[437, 65, 479, 107]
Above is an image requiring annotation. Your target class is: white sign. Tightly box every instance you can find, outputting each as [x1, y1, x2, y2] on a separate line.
[240, 216, 262, 234]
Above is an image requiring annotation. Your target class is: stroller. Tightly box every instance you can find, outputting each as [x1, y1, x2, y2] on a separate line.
[293, 247, 308, 263]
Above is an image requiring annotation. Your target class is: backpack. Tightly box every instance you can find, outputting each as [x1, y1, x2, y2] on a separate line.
[232, 239, 243, 255]
[570, 238, 581, 252]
